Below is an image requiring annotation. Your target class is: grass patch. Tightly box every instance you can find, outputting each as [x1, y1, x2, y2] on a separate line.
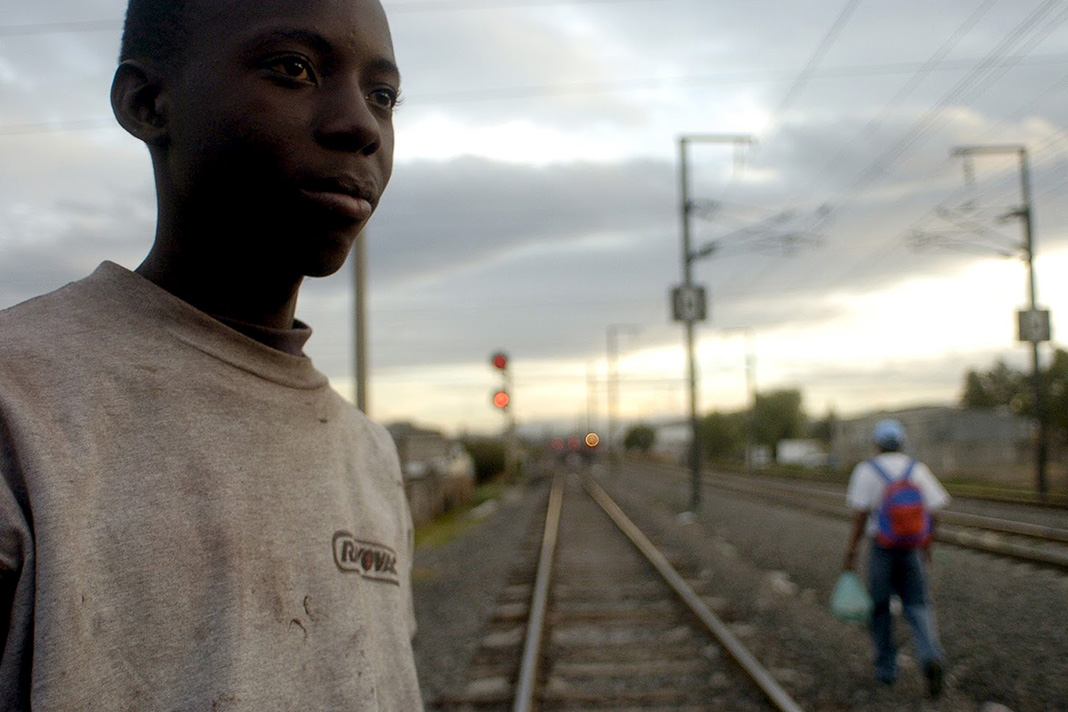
[939, 477, 1068, 503]
[414, 507, 480, 550]
[413, 476, 515, 551]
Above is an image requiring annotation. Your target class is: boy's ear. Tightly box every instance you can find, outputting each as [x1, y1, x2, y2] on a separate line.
[110, 60, 170, 147]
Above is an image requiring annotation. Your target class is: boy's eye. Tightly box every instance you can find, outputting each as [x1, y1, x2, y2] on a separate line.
[267, 56, 316, 83]
[367, 87, 400, 111]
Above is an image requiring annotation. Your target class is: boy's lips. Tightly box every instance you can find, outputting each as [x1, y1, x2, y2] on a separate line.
[300, 178, 377, 221]
[301, 189, 374, 220]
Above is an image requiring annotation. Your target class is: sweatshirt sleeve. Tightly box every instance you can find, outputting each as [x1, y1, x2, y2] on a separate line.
[0, 428, 26, 624]
[0, 421, 34, 709]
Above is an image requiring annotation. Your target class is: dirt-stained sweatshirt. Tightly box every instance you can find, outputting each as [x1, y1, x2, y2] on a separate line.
[0, 262, 422, 711]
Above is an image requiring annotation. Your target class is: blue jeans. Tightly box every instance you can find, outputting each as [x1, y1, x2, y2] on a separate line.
[867, 544, 944, 682]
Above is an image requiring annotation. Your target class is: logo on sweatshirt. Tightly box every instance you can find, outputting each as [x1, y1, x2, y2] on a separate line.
[332, 531, 400, 585]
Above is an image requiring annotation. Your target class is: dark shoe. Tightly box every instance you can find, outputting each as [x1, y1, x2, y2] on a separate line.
[924, 661, 944, 698]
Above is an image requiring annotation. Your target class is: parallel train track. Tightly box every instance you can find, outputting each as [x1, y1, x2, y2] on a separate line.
[661, 465, 1068, 571]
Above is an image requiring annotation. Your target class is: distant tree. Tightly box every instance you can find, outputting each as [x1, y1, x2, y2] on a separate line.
[960, 359, 1027, 412]
[753, 388, 806, 460]
[960, 348, 1068, 446]
[700, 410, 746, 462]
[808, 407, 838, 445]
[623, 424, 656, 453]
[1044, 348, 1068, 446]
[461, 437, 506, 484]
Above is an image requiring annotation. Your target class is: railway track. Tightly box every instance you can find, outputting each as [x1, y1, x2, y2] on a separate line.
[435, 471, 805, 712]
[664, 465, 1068, 571]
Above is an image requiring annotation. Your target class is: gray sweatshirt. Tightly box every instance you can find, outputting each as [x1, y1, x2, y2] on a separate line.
[0, 262, 422, 711]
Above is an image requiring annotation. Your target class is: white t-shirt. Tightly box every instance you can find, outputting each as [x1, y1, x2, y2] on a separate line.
[846, 451, 950, 537]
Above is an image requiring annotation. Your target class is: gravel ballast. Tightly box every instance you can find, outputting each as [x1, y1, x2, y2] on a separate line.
[410, 463, 1067, 711]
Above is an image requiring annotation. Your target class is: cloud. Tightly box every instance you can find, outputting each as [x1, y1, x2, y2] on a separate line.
[5, 0, 1068, 434]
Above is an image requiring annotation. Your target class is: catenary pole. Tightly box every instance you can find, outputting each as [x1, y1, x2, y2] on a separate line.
[1018, 148, 1049, 496]
[952, 145, 1048, 496]
[677, 134, 753, 512]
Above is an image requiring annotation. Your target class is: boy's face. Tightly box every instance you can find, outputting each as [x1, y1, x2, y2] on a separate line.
[161, 0, 399, 278]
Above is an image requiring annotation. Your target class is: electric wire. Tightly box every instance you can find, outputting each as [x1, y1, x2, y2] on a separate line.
[806, 0, 998, 195]
[842, 0, 1066, 198]
[8, 53, 1068, 136]
[5, 4, 1068, 321]
[772, 0, 863, 121]
[0, 0, 668, 37]
[691, 0, 863, 304]
[784, 0, 1068, 305]
[904, 55, 1068, 263]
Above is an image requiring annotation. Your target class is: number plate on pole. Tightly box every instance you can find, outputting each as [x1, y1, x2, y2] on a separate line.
[1017, 308, 1051, 343]
[672, 285, 708, 322]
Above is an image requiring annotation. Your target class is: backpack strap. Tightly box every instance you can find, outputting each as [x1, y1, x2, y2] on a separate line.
[867, 458, 893, 483]
[867, 457, 916, 482]
[900, 458, 916, 481]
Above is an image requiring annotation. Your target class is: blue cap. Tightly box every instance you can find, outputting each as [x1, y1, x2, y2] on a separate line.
[873, 419, 905, 450]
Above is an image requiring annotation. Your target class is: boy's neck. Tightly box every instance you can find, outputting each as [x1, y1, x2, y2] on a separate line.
[135, 247, 303, 330]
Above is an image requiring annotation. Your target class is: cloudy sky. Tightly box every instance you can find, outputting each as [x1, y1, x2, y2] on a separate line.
[3, 0, 1068, 439]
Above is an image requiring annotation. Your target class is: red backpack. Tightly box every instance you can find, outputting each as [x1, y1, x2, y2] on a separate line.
[868, 458, 932, 549]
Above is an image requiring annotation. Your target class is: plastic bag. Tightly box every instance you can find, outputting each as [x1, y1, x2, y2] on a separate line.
[831, 571, 872, 624]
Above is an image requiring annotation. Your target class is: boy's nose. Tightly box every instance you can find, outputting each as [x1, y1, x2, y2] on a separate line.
[315, 81, 385, 154]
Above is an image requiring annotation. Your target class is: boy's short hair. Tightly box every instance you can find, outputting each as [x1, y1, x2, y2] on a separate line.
[119, 0, 192, 70]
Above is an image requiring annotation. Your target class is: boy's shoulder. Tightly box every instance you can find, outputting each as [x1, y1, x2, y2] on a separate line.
[0, 263, 127, 352]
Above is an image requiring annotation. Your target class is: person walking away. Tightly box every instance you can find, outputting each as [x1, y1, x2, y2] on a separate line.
[843, 419, 949, 698]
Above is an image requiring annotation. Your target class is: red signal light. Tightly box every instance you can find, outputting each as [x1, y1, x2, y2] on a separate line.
[491, 352, 508, 370]
[492, 390, 510, 409]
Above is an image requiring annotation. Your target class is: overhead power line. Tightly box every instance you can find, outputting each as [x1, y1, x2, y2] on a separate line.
[843, 0, 1066, 196]
[791, 0, 1068, 295]
[0, 0, 667, 36]
[388, 0, 665, 10]
[8, 49, 1068, 136]
[805, 0, 998, 195]
[0, 19, 120, 37]
[773, 0, 862, 119]
[0, 118, 117, 137]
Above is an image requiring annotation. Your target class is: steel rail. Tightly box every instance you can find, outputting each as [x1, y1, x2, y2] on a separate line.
[511, 471, 565, 712]
[582, 474, 806, 712]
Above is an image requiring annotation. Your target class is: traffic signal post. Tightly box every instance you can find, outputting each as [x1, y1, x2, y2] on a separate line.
[490, 351, 518, 478]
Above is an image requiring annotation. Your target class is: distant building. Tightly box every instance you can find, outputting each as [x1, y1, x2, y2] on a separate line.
[777, 439, 828, 468]
[832, 406, 1035, 485]
[387, 422, 476, 525]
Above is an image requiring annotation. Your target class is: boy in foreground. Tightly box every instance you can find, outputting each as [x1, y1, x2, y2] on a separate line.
[0, 0, 423, 708]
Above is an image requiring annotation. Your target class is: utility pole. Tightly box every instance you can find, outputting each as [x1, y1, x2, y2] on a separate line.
[674, 134, 754, 512]
[721, 327, 757, 472]
[951, 145, 1050, 497]
[607, 324, 640, 474]
[586, 360, 597, 440]
[353, 230, 368, 413]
